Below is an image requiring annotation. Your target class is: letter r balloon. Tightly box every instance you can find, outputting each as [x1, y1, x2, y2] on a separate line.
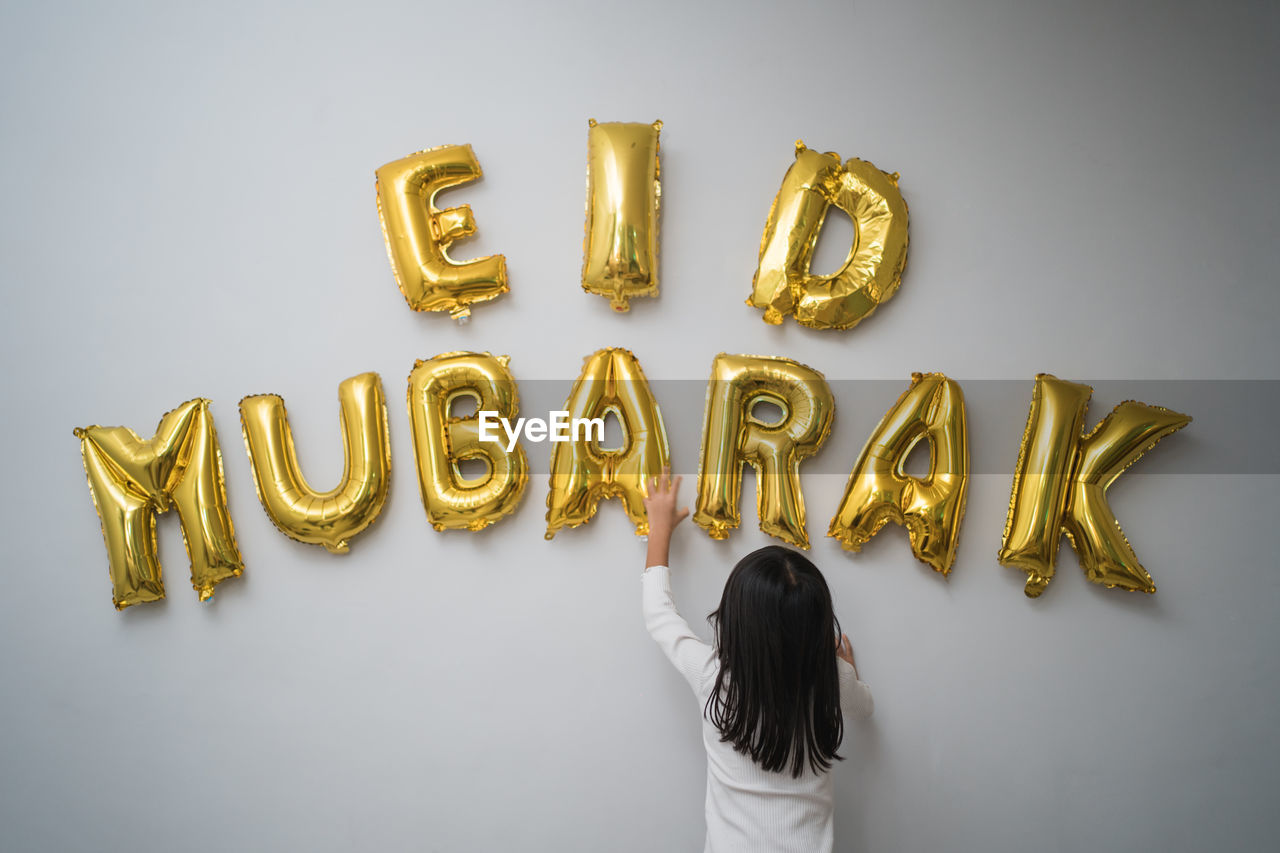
[694, 354, 834, 549]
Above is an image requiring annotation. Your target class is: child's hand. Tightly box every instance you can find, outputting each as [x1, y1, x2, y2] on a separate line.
[837, 633, 859, 677]
[644, 467, 689, 535]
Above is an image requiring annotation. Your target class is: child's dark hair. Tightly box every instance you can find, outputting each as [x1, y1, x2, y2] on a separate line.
[705, 545, 844, 778]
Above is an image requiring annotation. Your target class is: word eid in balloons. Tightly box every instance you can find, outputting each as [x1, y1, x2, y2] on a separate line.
[75, 352, 1191, 611]
[74, 126, 1191, 611]
[376, 128, 908, 330]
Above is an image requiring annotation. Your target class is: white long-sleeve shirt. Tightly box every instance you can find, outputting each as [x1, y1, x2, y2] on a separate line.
[642, 564, 874, 853]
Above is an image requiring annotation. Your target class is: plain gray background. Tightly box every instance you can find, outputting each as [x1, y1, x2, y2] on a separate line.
[2, 1, 1277, 850]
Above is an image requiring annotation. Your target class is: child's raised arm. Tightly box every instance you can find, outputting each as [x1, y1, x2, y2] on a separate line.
[640, 468, 714, 693]
[642, 466, 689, 568]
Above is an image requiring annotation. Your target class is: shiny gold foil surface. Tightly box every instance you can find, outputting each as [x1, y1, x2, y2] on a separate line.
[581, 120, 662, 311]
[75, 399, 243, 609]
[693, 353, 834, 549]
[999, 374, 1192, 597]
[375, 144, 508, 320]
[828, 373, 969, 575]
[545, 348, 670, 538]
[407, 351, 529, 532]
[239, 373, 391, 554]
[749, 141, 908, 330]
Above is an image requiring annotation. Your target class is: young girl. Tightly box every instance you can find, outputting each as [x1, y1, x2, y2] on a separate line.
[641, 469, 873, 853]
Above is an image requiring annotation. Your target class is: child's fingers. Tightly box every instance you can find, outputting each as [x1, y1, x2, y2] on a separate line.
[673, 474, 683, 492]
[676, 507, 690, 523]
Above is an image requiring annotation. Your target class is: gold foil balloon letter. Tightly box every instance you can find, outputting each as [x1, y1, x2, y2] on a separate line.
[74, 399, 243, 609]
[749, 141, 908, 330]
[998, 374, 1192, 597]
[408, 351, 529, 532]
[828, 373, 969, 575]
[694, 354, 834, 549]
[545, 348, 670, 538]
[581, 120, 662, 311]
[375, 144, 508, 321]
[240, 373, 391, 554]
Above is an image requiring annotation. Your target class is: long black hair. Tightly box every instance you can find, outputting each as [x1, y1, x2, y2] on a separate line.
[705, 545, 844, 778]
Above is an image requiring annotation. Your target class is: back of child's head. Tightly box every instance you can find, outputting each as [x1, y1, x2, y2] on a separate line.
[706, 545, 844, 778]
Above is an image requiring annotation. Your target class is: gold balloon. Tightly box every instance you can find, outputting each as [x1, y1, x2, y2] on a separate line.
[693, 354, 834, 549]
[828, 373, 969, 575]
[74, 399, 243, 609]
[581, 119, 662, 311]
[998, 374, 1192, 597]
[748, 141, 908, 330]
[407, 351, 529, 532]
[545, 348, 670, 538]
[239, 373, 391, 554]
[375, 143, 508, 321]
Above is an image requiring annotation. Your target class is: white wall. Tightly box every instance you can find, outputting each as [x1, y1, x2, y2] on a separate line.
[2, 1, 1277, 850]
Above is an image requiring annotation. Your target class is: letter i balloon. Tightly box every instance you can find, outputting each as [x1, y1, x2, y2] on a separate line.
[581, 120, 662, 311]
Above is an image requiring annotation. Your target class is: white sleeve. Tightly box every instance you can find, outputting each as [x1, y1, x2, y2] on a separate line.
[642, 565, 716, 695]
[837, 657, 874, 719]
